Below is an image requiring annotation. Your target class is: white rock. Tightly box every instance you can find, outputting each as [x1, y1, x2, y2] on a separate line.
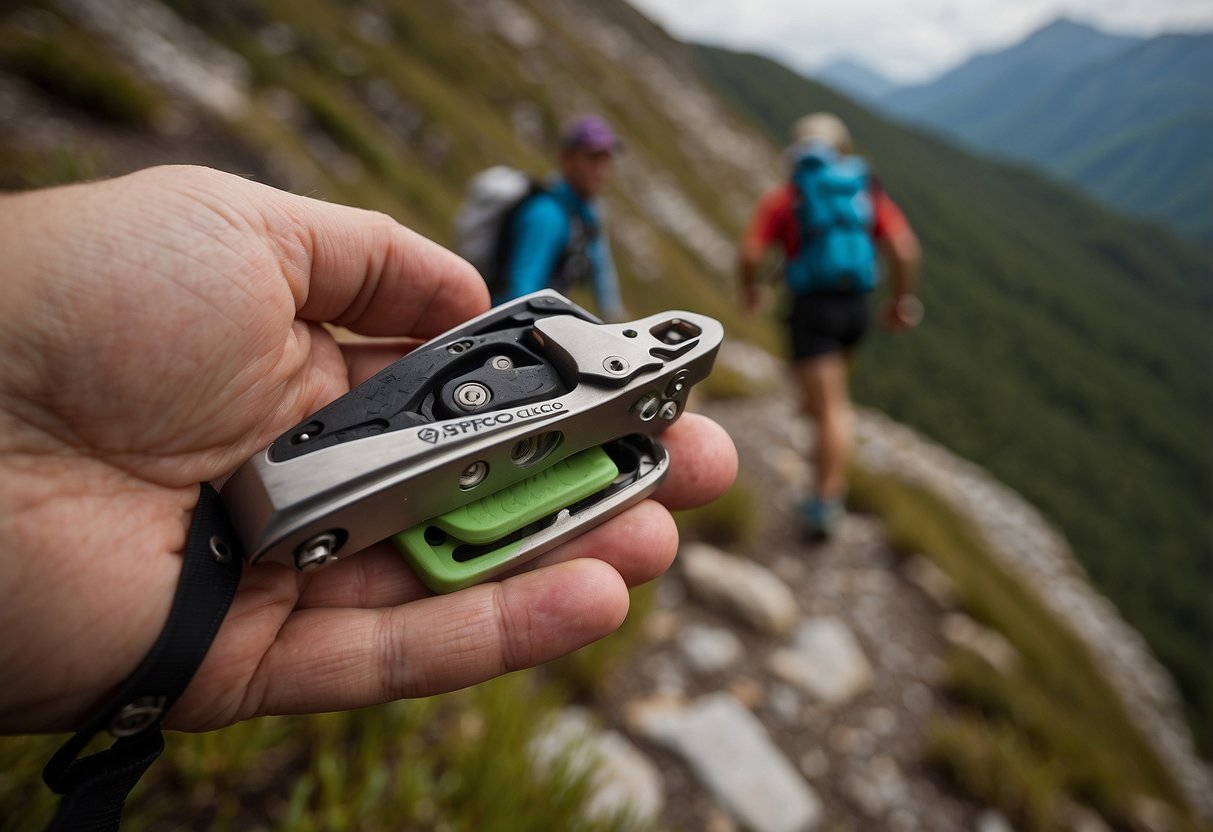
[630, 692, 822, 832]
[768, 617, 874, 705]
[678, 623, 744, 675]
[680, 544, 799, 636]
[530, 707, 664, 825]
[976, 809, 1016, 832]
[941, 613, 1021, 674]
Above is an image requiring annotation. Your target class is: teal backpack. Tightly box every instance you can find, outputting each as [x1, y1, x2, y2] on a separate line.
[786, 145, 878, 294]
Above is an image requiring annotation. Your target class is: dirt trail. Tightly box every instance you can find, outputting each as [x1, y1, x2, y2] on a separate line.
[587, 388, 984, 831]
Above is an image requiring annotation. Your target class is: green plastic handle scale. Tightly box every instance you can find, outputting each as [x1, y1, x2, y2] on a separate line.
[394, 446, 619, 593]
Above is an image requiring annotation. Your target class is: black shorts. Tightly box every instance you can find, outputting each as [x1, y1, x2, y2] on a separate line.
[787, 291, 872, 360]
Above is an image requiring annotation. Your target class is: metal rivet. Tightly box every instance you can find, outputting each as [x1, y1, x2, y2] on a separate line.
[460, 461, 488, 489]
[455, 382, 491, 410]
[603, 356, 630, 375]
[491, 356, 514, 370]
[296, 532, 339, 571]
[208, 535, 232, 564]
[659, 401, 679, 421]
[665, 370, 689, 399]
[109, 696, 166, 737]
[635, 395, 660, 421]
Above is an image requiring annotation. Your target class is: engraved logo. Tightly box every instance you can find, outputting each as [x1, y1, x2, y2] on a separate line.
[418, 427, 440, 444]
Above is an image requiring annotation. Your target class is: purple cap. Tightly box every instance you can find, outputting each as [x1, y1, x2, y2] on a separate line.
[560, 114, 621, 153]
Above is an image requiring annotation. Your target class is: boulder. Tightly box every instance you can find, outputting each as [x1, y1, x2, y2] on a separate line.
[629, 692, 822, 832]
[680, 543, 799, 636]
[768, 617, 874, 705]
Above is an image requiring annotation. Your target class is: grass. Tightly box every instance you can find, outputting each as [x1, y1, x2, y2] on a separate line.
[0, 141, 100, 191]
[0, 11, 162, 126]
[0, 547, 662, 831]
[1, 632, 664, 832]
[847, 464, 1202, 831]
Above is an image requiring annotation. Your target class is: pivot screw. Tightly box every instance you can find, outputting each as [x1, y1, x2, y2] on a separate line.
[491, 356, 514, 370]
[460, 460, 488, 489]
[296, 532, 340, 571]
[659, 401, 679, 421]
[603, 356, 630, 375]
[635, 394, 660, 421]
[455, 382, 491, 410]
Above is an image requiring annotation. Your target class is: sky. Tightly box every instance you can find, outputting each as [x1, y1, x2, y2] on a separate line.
[626, 0, 1213, 83]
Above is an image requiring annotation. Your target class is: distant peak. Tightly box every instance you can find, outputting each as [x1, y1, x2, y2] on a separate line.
[1040, 16, 1090, 32]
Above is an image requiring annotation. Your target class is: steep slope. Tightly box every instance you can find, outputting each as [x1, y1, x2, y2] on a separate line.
[880, 18, 1142, 125]
[693, 43, 1213, 751]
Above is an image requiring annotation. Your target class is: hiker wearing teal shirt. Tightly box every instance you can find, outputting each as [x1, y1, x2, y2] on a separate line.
[498, 115, 627, 321]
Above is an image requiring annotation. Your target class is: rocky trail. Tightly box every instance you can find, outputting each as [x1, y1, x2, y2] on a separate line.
[528, 345, 1212, 832]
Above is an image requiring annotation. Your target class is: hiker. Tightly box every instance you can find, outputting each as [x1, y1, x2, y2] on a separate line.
[455, 114, 627, 321]
[0, 165, 737, 736]
[739, 113, 921, 538]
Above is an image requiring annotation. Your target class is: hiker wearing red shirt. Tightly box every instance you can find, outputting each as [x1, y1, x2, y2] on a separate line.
[739, 113, 922, 538]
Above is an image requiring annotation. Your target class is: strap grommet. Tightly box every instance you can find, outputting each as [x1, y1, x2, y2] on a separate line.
[108, 696, 166, 738]
[208, 535, 232, 564]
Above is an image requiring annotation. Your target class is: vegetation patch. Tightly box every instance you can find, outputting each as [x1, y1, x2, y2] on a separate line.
[0, 667, 657, 832]
[848, 464, 1200, 831]
[674, 478, 760, 548]
[0, 12, 161, 126]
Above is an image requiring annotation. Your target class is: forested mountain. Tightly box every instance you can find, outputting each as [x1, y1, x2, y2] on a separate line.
[694, 42, 1213, 748]
[878, 19, 1213, 239]
[812, 57, 897, 103]
[880, 18, 1142, 127]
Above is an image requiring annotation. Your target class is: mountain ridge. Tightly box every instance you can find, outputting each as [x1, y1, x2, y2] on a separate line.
[878, 18, 1213, 239]
[880, 17, 1143, 120]
[812, 56, 897, 103]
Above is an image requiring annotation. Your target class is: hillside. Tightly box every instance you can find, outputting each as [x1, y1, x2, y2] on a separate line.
[963, 34, 1213, 240]
[693, 43, 1213, 752]
[879, 20, 1213, 239]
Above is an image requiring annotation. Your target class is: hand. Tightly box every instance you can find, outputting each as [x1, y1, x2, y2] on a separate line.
[881, 293, 923, 331]
[0, 166, 737, 733]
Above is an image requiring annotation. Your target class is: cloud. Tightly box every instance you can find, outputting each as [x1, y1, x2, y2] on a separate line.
[629, 0, 1213, 82]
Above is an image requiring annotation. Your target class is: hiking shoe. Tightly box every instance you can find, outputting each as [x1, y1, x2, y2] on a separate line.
[800, 497, 845, 541]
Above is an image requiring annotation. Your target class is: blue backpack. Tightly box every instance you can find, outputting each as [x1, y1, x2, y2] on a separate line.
[786, 146, 878, 294]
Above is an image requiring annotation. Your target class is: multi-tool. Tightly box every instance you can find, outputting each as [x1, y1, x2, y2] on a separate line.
[220, 290, 723, 592]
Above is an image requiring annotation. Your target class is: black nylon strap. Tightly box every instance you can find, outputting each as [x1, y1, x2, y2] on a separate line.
[42, 483, 243, 831]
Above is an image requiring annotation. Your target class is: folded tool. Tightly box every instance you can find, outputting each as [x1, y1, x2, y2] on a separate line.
[220, 290, 723, 592]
